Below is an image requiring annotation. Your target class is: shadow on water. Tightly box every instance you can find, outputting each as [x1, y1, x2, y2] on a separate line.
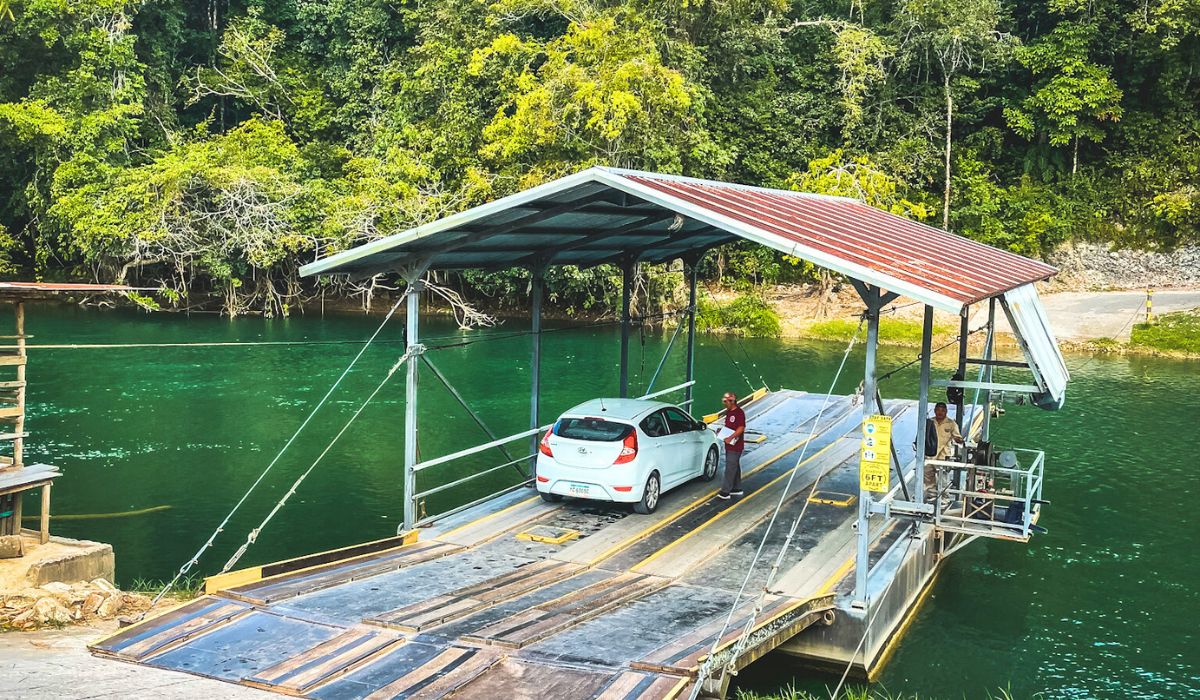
[9, 302, 1198, 699]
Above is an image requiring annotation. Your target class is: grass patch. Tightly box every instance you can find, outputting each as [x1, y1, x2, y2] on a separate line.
[734, 684, 1024, 700]
[127, 574, 205, 600]
[699, 293, 782, 337]
[1129, 308, 1200, 354]
[805, 318, 950, 344]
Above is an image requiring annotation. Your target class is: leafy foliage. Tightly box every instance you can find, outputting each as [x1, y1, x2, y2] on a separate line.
[698, 293, 782, 337]
[0, 0, 1196, 315]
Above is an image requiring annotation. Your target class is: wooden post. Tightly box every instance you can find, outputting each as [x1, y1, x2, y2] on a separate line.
[40, 482, 50, 544]
[14, 300, 25, 468]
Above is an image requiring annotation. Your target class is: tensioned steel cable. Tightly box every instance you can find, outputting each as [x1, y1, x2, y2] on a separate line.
[689, 316, 866, 699]
[219, 346, 416, 575]
[146, 289, 410, 609]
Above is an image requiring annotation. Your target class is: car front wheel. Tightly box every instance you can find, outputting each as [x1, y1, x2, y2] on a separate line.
[701, 446, 719, 481]
[633, 471, 661, 514]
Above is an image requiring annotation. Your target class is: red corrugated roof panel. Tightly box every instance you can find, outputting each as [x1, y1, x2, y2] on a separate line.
[624, 174, 1056, 307]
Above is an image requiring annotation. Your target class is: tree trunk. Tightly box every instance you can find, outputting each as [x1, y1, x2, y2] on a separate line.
[1072, 137, 1079, 176]
[943, 72, 953, 231]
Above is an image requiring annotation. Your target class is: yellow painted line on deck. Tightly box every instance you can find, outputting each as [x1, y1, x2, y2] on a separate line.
[633, 439, 846, 573]
[584, 402, 856, 566]
[436, 495, 543, 541]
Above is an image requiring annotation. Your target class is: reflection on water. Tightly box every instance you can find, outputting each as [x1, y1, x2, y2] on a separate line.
[13, 303, 1199, 698]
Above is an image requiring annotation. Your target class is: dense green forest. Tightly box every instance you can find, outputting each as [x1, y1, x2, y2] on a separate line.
[1, 0, 1196, 315]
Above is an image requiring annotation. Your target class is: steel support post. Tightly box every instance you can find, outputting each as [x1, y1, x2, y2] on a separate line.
[403, 278, 424, 532]
[981, 298, 996, 442]
[855, 286, 881, 607]
[916, 305, 934, 508]
[529, 266, 544, 471]
[955, 307, 970, 425]
[684, 258, 700, 409]
[619, 259, 633, 398]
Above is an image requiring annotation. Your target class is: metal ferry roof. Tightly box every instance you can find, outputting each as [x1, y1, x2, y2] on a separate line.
[300, 167, 1058, 312]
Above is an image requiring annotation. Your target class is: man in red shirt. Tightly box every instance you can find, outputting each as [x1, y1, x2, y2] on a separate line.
[718, 391, 747, 500]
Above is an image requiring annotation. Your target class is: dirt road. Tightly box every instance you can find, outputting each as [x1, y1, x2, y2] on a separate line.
[0, 622, 272, 699]
[994, 290, 1200, 340]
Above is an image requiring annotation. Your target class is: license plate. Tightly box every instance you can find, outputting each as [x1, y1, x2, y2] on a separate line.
[568, 482, 591, 496]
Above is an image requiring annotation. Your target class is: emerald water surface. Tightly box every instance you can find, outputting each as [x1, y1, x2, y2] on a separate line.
[12, 303, 1198, 698]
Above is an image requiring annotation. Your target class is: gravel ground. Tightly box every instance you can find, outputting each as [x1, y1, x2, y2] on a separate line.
[0, 622, 273, 699]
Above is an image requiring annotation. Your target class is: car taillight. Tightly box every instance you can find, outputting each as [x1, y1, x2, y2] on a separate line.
[539, 429, 554, 458]
[613, 431, 638, 464]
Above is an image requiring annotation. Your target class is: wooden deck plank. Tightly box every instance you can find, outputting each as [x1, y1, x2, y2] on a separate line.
[445, 659, 612, 700]
[359, 647, 499, 700]
[592, 671, 690, 700]
[116, 602, 252, 661]
[463, 572, 667, 649]
[227, 540, 464, 604]
[244, 629, 403, 693]
[368, 559, 585, 632]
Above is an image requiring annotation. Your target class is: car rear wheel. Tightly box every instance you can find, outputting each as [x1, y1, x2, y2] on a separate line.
[633, 471, 661, 514]
[540, 491, 564, 504]
[701, 446, 719, 481]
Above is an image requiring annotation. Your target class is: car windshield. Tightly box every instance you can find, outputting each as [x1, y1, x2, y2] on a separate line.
[555, 417, 633, 442]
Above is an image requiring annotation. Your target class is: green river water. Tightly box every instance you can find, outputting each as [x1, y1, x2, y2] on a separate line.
[10, 303, 1198, 699]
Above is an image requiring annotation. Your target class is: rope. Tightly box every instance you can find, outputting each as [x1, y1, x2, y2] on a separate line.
[220, 347, 415, 574]
[146, 290, 409, 609]
[689, 317, 866, 699]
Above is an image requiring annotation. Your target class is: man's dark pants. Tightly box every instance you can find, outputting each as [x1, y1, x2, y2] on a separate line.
[722, 448, 742, 494]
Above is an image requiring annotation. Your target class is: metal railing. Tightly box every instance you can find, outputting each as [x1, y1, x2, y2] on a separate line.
[926, 447, 1045, 541]
[408, 380, 696, 528]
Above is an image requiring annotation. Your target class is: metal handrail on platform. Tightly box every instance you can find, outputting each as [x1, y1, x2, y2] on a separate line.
[409, 380, 696, 528]
[927, 447, 1045, 541]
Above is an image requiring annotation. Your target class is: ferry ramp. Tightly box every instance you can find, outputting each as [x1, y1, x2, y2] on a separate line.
[92, 389, 925, 699]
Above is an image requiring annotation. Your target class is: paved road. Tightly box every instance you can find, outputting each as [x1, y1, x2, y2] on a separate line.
[980, 290, 1200, 340]
[0, 623, 273, 700]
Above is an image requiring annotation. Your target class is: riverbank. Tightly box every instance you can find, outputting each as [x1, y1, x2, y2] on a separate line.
[765, 285, 1200, 358]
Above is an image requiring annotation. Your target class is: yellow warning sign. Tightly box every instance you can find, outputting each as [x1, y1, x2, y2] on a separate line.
[859, 414, 892, 493]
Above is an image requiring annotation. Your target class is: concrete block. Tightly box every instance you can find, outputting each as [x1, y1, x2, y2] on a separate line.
[0, 534, 23, 558]
[21, 533, 115, 587]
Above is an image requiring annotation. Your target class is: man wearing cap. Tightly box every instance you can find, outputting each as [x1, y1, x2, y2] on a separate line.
[718, 392, 747, 500]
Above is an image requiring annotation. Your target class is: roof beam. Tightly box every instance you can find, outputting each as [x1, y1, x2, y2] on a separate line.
[501, 213, 677, 269]
[417, 190, 617, 255]
[592, 225, 725, 267]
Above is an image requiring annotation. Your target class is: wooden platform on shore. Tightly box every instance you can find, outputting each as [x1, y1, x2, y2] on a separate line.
[93, 390, 945, 699]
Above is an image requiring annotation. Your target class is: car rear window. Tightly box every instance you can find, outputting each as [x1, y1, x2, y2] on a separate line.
[555, 417, 633, 442]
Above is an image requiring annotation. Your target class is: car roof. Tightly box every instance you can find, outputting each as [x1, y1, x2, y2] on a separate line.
[560, 398, 675, 422]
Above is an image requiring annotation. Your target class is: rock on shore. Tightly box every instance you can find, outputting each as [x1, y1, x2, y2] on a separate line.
[1, 578, 151, 630]
[1049, 241, 1200, 289]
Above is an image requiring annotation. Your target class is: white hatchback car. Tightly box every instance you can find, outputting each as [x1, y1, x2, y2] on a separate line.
[535, 398, 720, 514]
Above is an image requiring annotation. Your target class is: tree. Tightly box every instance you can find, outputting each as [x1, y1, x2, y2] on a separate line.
[1004, 22, 1122, 174]
[896, 0, 1012, 230]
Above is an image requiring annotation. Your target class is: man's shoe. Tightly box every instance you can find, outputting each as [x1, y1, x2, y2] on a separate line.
[717, 492, 731, 500]
[731, 490, 745, 497]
